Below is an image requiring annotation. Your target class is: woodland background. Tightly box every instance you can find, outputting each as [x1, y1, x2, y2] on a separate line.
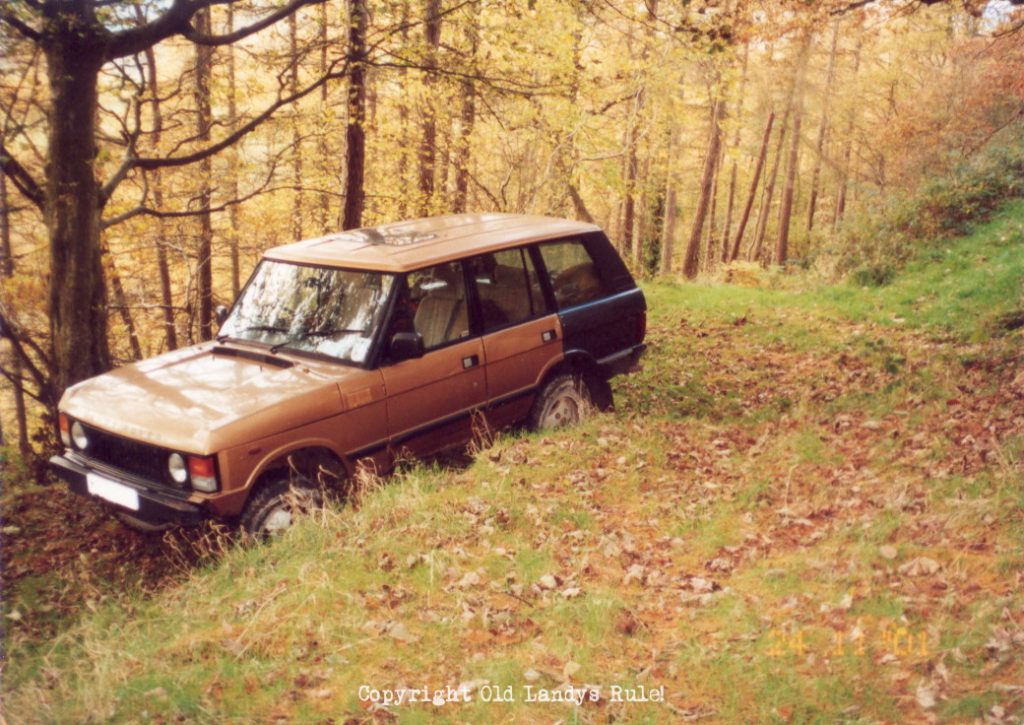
[1, 0, 1023, 462]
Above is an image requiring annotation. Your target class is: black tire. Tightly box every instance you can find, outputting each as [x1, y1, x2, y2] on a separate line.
[528, 372, 591, 431]
[115, 510, 175, 534]
[239, 475, 325, 537]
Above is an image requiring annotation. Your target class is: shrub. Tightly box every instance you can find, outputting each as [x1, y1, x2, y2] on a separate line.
[821, 127, 1024, 279]
[850, 264, 896, 287]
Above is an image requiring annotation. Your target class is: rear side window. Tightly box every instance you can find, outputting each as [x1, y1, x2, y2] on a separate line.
[537, 239, 607, 309]
[467, 248, 546, 332]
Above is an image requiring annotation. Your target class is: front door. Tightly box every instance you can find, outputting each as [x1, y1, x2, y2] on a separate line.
[381, 262, 487, 458]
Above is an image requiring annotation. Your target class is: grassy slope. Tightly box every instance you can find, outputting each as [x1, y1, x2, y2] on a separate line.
[3, 202, 1023, 724]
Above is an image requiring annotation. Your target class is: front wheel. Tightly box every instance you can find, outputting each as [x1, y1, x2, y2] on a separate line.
[239, 476, 325, 537]
[529, 373, 591, 431]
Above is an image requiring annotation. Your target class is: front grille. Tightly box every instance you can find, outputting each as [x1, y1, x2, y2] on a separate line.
[78, 424, 182, 490]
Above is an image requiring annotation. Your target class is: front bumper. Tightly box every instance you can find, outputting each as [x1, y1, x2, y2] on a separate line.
[49, 454, 206, 526]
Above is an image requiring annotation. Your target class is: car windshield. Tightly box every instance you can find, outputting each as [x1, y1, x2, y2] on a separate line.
[219, 260, 395, 364]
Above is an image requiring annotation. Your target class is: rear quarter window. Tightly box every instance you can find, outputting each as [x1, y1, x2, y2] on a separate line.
[537, 239, 608, 309]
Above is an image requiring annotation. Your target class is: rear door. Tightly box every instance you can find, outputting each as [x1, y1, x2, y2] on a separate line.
[380, 262, 487, 458]
[535, 233, 645, 365]
[466, 247, 563, 430]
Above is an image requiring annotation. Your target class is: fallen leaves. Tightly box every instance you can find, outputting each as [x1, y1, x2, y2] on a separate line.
[899, 557, 941, 577]
[6, 286, 1024, 724]
[915, 679, 938, 709]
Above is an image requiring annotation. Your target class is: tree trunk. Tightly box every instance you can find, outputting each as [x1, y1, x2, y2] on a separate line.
[728, 111, 774, 262]
[775, 37, 814, 266]
[226, 4, 241, 296]
[750, 115, 787, 263]
[630, 0, 658, 270]
[289, 12, 304, 240]
[0, 171, 30, 456]
[834, 34, 863, 230]
[682, 98, 723, 278]
[659, 127, 679, 276]
[342, 0, 368, 230]
[807, 21, 840, 233]
[44, 36, 110, 397]
[396, 0, 411, 219]
[622, 110, 639, 264]
[438, 113, 452, 207]
[751, 37, 812, 264]
[660, 187, 677, 276]
[722, 43, 749, 261]
[142, 41, 178, 351]
[317, 3, 331, 232]
[193, 8, 214, 342]
[0, 173, 11, 279]
[418, 0, 442, 216]
[557, 5, 594, 224]
[453, 6, 479, 214]
[704, 143, 723, 275]
[636, 151, 653, 274]
[775, 104, 803, 265]
[104, 249, 142, 360]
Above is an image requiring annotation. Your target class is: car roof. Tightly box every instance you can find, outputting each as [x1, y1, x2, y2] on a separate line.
[262, 213, 601, 272]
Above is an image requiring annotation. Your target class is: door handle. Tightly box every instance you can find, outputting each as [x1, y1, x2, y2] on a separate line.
[541, 329, 557, 343]
[462, 355, 479, 369]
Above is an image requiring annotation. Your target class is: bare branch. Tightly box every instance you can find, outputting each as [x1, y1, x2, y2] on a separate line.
[103, 153, 284, 229]
[0, 363, 45, 405]
[0, 314, 50, 401]
[369, 56, 566, 97]
[0, 6, 41, 42]
[1, 47, 39, 140]
[133, 56, 350, 172]
[466, 168, 503, 210]
[103, 185, 286, 229]
[183, 0, 325, 46]
[106, 0, 326, 60]
[0, 142, 43, 209]
[100, 62, 146, 204]
[103, 0, 198, 61]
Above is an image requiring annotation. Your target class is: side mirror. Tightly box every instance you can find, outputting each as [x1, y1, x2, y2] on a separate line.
[215, 304, 229, 326]
[389, 331, 424, 362]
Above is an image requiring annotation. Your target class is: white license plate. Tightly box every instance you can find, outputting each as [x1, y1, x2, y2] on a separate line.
[86, 473, 140, 511]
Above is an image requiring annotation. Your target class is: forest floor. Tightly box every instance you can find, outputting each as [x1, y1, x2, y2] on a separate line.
[2, 202, 1023, 723]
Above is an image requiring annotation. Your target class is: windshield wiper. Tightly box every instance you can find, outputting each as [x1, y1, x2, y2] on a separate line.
[268, 328, 366, 354]
[216, 324, 291, 344]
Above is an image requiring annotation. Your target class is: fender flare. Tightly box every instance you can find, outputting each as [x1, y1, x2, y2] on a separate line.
[535, 348, 612, 409]
[244, 439, 351, 493]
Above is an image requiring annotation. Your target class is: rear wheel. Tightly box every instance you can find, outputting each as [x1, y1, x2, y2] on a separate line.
[529, 373, 591, 431]
[240, 476, 325, 537]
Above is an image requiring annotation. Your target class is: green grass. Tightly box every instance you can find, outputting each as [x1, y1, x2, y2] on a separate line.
[819, 200, 1024, 340]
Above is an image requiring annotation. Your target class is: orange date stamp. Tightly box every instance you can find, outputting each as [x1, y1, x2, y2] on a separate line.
[765, 620, 930, 658]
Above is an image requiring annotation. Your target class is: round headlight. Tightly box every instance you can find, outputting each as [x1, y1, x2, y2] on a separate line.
[71, 421, 89, 450]
[168, 453, 188, 484]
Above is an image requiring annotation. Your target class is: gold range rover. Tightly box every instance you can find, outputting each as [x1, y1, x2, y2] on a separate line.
[51, 214, 647, 535]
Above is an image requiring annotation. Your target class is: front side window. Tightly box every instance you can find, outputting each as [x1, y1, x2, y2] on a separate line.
[537, 239, 607, 309]
[391, 262, 470, 351]
[467, 248, 545, 332]
[219, 260, 394, 364]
